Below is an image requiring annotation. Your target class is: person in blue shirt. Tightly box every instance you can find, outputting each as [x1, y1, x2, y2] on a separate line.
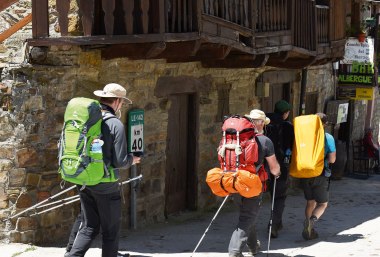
[300, 113, 336, 240]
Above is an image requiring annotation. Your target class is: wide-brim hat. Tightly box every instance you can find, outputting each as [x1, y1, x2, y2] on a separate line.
[94, 83, 132, 104]
[245, 109, 270, 125]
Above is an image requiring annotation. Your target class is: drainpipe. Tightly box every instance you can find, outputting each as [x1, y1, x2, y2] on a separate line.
[299, 68, 308, 115]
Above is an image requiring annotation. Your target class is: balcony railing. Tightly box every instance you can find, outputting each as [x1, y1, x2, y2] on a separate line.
[26, 0, 346, 67]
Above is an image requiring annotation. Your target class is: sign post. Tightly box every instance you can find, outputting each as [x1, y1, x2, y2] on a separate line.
[127, 109, 144, 229]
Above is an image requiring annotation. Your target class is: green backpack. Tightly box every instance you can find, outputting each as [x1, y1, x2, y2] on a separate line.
[58, 97, 117, 186]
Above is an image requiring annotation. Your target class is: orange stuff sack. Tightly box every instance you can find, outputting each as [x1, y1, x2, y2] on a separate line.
[220, 171, 238, 194]
[206, 168, 262, 198]
[206, 168, 229, 197]
[234, 169, 262, 198]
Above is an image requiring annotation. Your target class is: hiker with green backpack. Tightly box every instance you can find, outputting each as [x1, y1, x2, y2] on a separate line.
[61, 83, 141, 257]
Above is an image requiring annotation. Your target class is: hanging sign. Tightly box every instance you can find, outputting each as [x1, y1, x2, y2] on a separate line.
[341, 37, 374, 64]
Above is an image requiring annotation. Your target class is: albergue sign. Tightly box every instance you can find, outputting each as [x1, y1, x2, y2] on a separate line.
[338, 63, 379, 86]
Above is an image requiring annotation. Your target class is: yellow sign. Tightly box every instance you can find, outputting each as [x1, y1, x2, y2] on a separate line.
[337, 86, 374, 100]
[355, 87, 374, 100]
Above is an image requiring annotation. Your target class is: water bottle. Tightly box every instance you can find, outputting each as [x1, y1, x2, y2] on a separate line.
[284, 156, 290, 164]
[324, 166, 332, 177]
[91, 139, 103, 153]
[284, 148, 291, 164]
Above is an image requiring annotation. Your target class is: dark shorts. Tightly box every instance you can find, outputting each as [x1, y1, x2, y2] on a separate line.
[300, 176, 329, 203]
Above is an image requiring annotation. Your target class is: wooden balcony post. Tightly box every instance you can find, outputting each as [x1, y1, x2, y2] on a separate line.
[56, 0, 70, 36]
[32, 0, 49, 38]
[122, 0, 134, 35]
[196, 0, 202, 31]
[141, 0, 150, 34]
[149, 0, 165, 33]
[78, 0, 95, 36]
[102, 0, 115, 35]
[159, 0, 165, 33]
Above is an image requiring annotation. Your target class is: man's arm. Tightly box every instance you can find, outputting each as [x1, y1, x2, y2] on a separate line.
[266, 154, 281, 177]
[327, 151, 336, 164]
[325, 133, 336, 164]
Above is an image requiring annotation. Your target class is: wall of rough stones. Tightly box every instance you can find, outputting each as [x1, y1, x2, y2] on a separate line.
[1, 0, 377, 246]
[0, 43, 341, 244]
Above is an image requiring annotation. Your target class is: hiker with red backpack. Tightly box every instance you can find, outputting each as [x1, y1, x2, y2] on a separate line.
[265, 100, 294, 238]
[227, 109, 281, 257]
[64, 83, 141, 257]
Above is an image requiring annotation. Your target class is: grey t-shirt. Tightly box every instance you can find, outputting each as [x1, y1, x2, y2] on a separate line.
[255, 134, 276, 167]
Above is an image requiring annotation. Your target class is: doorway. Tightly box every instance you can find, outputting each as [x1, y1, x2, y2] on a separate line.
[165, 93, 197, 216]
[261, 83, 291, 113]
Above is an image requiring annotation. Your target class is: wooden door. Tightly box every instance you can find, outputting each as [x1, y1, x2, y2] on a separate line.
[165, 93, 197, 216]
[261, 83, 291, 113]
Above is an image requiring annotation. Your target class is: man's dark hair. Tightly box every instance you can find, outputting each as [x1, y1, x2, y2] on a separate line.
[316, 113, 328, 125]
[100, 97, 118, 105]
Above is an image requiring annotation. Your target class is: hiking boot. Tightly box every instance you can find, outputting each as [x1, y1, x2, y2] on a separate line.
[248, 240, 261, 255]
[270, 221, 283, 238]
[309, 228, 319, 240]
[302, 218, 313, 240]
[229, 253, 244, 257]
[117, 253, 130, 257]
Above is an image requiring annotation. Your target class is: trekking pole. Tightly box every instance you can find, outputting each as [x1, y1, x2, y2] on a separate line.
[27, 175, 143, 217]
[190, 194, 230, 257]
[31, 198, 80, 217]
[267, 177, 277, 257]
[6, 185, 77, 220]
[120, 174, 143, 186]
[35, 195, 80, 209]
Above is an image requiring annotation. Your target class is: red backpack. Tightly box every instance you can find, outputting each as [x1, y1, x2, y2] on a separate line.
[206, 115, 269, 197]
[217, 115, 258, 173]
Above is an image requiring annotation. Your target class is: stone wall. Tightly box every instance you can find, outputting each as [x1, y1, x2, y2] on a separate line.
[0, 44, 273, 243]
[1, 0, 374, 246]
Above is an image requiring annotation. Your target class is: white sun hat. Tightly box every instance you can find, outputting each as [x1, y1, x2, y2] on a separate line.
[94, 83, 132, 104]
[245, 109, 270, 125]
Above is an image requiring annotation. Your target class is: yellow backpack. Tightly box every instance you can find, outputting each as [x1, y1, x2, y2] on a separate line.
[289, 115, 325, 178]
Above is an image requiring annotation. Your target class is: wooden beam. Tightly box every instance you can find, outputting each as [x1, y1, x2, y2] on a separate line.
[0, 0, 17, 12]
[251, 54, 269, 68]
[0, 13, 32, 43]
[145, 41, 166, 58]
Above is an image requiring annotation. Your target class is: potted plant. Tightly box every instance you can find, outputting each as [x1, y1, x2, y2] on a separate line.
[357, 27, 367, 42]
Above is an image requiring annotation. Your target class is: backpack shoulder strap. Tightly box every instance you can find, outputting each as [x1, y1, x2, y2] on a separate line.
[102, 111, 117, 122]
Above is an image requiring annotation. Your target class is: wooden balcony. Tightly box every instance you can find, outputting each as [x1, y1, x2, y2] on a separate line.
[26, 0, 347, 69]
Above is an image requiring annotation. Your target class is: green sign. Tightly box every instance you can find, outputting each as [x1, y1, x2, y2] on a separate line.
[338, 74, 380, 85]
[127, 109, 144, 153]
[338, 63, 379, 86]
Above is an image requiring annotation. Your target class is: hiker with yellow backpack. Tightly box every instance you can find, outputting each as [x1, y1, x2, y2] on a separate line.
[289, 113, 336, 240]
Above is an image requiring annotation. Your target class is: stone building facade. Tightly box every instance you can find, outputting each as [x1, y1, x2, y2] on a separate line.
[0, 1, 378, 245]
